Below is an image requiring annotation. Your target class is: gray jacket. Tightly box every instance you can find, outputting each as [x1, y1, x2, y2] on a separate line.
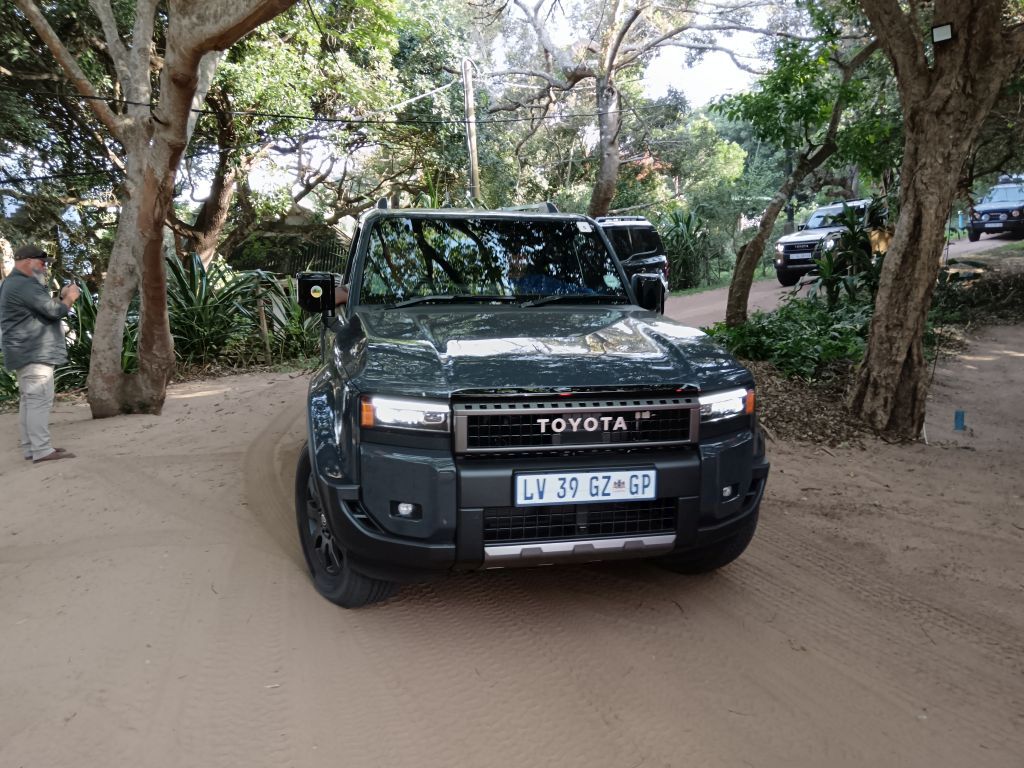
[0, 271, 70, 371]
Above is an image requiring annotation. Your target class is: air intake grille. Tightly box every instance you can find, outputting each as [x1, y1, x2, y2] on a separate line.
[454, 397, 698, 454]
[482, 499, 677, 542]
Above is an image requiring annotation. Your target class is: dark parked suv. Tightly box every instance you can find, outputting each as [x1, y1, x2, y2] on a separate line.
[968, 175, 1024, 241]
[594, 215, 670, 295]
[295, 207, 769, 607]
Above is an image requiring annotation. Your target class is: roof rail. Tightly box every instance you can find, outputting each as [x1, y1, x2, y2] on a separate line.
[499, 202, 559, 213]
[594, 215, 650, 222]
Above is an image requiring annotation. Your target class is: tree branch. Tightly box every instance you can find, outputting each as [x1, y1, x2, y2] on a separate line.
[856, 0, 928, 86]
[87, 0, 131, 84]
[606, 8, 642, 73]
[126, 0, 158, 97]
[12, 0, 125, 141]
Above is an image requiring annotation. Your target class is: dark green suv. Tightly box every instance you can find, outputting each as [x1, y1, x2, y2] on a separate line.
[295, 207, 769, 607]
[968, 175, 1024, 241]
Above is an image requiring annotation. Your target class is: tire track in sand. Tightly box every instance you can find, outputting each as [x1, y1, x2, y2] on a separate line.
[242, 384, 307, 569]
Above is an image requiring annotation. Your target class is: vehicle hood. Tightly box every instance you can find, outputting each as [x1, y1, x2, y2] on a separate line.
[777, 226, 842, 245]
[337, 307, 752, 398]
[973, 201, 1023, 214]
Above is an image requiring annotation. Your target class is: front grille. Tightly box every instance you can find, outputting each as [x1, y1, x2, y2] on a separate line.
[454, 397, 698, 455]
[482, 499, 677, 542]
[783, 241, 820, 259]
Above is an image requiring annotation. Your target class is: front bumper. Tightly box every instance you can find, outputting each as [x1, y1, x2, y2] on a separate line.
[317, 429, 769, 583]
[775, 252, 819, 275]
[968, 219, 1024, 236]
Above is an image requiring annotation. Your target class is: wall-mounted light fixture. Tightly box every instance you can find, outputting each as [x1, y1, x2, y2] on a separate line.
[932, 23, 953, 44]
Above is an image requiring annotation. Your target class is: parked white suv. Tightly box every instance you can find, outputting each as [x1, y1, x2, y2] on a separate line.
[773, 199, 871, 286]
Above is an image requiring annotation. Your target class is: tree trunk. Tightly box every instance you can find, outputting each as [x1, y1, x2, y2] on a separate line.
[87, 56, 215, 416]
[725, 146, 834, 326]
[848, 0, 1023, 439]
[848, 117, 970, 437]
[192, 167, 239, 268]
[587, 78, 621, 218]
[725, 194, 788, 327]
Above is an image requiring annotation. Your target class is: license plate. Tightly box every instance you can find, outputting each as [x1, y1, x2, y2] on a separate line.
[985, 222, 1002, 229]
[788, 253, 813, 260]
[514, 469, 656, 506]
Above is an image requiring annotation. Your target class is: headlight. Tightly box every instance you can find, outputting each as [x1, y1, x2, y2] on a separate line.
[823, 237, 837, 250]
[775, 243, 784, 254]
[359, 395, 450, 433]
[1011, 209, 1021, 218]
[699, 388, 755, 422]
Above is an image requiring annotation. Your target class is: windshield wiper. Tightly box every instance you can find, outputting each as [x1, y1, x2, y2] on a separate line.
[388, 294, 518, 309]
[519, 293, 630, 308]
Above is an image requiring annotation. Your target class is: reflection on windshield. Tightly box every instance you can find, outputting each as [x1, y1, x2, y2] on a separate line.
[806, 206, 865, 229]
[981, 186, 1024, 205]
[358, 217, 626, 304]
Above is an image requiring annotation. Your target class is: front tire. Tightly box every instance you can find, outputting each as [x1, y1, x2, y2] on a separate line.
[967, 229, 981, 242]
[295, 446, 397, 608]
[657, 510, 759, 574]
[776, 269, 800, 287]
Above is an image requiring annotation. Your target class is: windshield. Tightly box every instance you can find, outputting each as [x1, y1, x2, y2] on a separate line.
[805, 205, 865, 229]
[980, 185, 1024, 204]
[357, 216, 627, 305]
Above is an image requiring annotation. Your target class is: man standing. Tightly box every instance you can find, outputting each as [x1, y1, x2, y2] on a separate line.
[0, 243, 81, 463]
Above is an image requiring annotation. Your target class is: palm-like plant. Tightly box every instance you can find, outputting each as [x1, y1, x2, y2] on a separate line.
[166, 254, 259, 365]
[55, 282, 138, 391]
[661, 209, 713, 290]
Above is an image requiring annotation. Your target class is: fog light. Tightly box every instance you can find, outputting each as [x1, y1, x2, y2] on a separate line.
[721, 484, 738, 499]
[392, 501, 422, 519]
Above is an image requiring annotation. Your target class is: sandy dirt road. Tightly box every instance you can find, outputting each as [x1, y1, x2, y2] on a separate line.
[1, 327, 1022, 767]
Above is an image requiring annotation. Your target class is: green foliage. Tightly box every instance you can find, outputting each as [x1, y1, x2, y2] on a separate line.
[261, 277, 323, 360]
[0, 357, 18, 404]
[707, 296, 872, 378]
[930, 268, 1024, 326]
[660, 208, 715, 290]
[166, 254, 259, 364]
[806, 201, 885, 310]
[712, 40, 843, 151]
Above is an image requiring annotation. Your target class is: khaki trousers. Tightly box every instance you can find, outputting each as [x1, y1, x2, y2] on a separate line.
[17, 363, 55, 460]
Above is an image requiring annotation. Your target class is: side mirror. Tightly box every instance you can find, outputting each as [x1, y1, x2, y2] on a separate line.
[630, 273, 665, 313]
[797, 223, 807, 231]
[296, 272, 337, 318]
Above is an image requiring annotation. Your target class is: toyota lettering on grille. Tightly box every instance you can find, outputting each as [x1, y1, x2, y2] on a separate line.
[536, 411, 652, 434]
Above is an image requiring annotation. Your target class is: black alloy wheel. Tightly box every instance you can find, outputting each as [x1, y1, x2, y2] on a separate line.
[295, 445, 397, 608]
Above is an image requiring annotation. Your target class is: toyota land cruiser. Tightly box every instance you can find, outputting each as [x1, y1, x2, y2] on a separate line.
[295, 207, 769, 607]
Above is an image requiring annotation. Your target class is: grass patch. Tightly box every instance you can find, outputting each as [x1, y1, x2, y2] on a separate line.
[991, 239, 1024, 255]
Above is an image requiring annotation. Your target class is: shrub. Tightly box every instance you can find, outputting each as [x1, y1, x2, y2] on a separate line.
[166, 254, 259, 365]
[661, 209, 715, 290]
[707, 296, 872, 378]
[0, 355, 17, 404]
[260, 276, 323, 361]
[930, 267, 1024, 326]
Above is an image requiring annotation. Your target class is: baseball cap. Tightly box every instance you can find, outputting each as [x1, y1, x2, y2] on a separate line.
[13, 244, 51, 262]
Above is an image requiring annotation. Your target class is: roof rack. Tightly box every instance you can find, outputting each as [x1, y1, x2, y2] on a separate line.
[594, 215, 652, 223]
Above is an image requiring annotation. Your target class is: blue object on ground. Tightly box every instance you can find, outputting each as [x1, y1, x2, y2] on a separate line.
[954, 410, 966, 431]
